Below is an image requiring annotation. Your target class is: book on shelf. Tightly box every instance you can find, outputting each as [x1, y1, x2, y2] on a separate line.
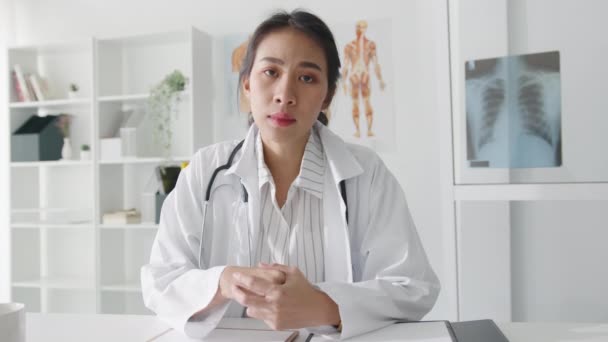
[13, 64, 33, 102]
[12, 71, 26, 102]
[25, 74, 38, 101]
[28, 74, 47, 101]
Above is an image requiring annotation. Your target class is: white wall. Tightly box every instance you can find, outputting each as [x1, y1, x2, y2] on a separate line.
[2, 0, 456, 319]
[508, 0, 608, 322]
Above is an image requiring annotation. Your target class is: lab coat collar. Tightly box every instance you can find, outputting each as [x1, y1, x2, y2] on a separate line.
[226, 122, 364, 185]
[314, 121, 364, 182]
[225, 123, 258, 181]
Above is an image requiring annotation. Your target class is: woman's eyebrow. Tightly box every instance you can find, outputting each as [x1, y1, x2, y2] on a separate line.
[258, 56, 322, 71]
[259, 56, 284, 65]
[299, 61, 322, 71]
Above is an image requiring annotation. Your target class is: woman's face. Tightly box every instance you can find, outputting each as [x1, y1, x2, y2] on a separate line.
[243, 27, 331, 145]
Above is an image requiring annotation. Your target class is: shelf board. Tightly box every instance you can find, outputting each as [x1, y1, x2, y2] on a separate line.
[12, 279, 43, 288]
[11, 160, 92, 168]
[99, 91, 189, 103]
[98, 30, 190, 46]
[12, 207, 91, 213]
[99, 156, 190, 165]
[9, 98, 91, 108]
[9, 224, 39, 229]
[454, 182, 608, 201]
[11, 222, 93, 229]
[98, 93, 149, 102]
[99, 223, 158, 230]
[13, 277, 95, 290]
[9, 40, 92, 54]
[100, 283, 142, 293]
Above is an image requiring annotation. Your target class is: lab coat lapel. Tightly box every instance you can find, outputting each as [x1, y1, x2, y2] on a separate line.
[226, 125, 261, 267]
[317, 122, 364, 283]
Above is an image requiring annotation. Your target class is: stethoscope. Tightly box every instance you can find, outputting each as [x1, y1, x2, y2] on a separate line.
[197, 139, 348, 269]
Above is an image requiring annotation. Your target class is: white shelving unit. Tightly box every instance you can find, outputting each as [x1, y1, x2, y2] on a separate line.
[8, 27, 213, 315]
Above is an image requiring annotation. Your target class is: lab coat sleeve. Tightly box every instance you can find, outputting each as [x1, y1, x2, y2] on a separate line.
[140, 150, 230, 338]
[315, 159, 441, 339]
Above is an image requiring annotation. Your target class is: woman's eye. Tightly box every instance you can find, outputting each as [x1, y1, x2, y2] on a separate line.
[264, 69, 277, 77]
[300, 75, 314, 83]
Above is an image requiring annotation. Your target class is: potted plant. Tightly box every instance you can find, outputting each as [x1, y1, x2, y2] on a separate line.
[80, 144, 91, 160]
[55, 113, 72, 160]
[68, 83, 79, 99]
[147, 70, 188, 159]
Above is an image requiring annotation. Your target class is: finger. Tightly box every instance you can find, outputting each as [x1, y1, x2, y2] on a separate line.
[264, 286, 286, 302]
[233, 272, 275, 296]
[231, 284, 267, 308]
[245, 306, 272, 321]
[259, 263, 296, 275]
[257, 269, 286, 284]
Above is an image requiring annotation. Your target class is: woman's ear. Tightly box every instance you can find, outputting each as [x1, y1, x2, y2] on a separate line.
[242, 77, 251, 99]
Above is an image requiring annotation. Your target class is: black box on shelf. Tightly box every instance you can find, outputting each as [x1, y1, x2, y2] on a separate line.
[11, 115, 63, 162]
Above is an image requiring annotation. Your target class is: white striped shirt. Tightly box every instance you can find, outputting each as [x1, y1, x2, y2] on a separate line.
[254, 128, 325, 283]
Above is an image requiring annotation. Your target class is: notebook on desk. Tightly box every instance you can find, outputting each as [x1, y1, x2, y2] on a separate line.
[307, 321, 453, 341]
[307, 319, 509, 342]
[152, 327, 298, 342]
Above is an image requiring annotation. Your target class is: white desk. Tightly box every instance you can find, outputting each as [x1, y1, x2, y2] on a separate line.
[25, 313, 608, 342]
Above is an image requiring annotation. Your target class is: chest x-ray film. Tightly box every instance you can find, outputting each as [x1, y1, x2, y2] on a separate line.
[465, 51, 562, 168]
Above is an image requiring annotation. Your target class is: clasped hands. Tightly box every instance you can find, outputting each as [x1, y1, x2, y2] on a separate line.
[219, 263, 340, 330]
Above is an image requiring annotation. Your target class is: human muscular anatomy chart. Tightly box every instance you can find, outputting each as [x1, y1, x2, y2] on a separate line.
[329, 18, 394, 151]
[465, 51, 562, 168]
[341, 20, 386, 138]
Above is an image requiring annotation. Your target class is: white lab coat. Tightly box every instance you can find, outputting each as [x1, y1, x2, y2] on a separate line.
[141, 122, 440, 339]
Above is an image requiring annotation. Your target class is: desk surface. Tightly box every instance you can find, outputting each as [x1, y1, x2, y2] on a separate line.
[25, 313, 608, 342]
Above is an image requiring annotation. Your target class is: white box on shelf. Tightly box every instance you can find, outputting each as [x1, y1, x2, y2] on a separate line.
[120, 128, 136, 156]
[100, 138, 121, 160]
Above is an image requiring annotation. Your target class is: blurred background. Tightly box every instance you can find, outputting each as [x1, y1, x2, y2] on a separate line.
[1, 0, 607, 324]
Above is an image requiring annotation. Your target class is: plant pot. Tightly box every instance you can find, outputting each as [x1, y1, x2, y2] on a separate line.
[80, 150, 90, 160]
[160, 166, 181, 194]
[155, 192, 168, 224]
[67, 90, 79, 99]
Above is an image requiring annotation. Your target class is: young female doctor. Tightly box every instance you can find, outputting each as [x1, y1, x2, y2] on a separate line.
[141, 10, 439, 340]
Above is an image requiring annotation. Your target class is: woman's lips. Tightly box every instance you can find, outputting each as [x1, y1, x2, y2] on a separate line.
[268, 112, 296, 127]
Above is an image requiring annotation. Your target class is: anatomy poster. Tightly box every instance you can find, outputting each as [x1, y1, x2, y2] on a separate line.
[465, 51, 562, 168]
[224, 34, 250, 116]
[329, 18, 395, 151]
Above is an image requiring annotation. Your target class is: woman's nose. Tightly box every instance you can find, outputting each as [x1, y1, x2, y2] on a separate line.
[273, 78, 296, 106]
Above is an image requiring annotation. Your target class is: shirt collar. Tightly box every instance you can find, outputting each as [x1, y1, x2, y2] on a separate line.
[227, 122, 363, 188]
[255, 127, 325, 199]
[293, 128, 324, 198]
